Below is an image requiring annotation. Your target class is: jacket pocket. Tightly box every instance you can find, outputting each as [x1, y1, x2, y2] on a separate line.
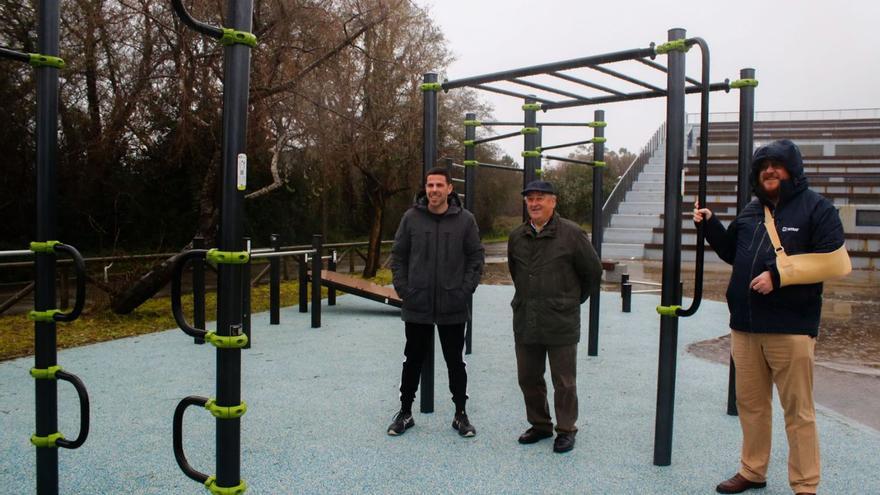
[402, 287, 430, 312]
[544, 297, 580, 333]
[439, 287, 467, 315]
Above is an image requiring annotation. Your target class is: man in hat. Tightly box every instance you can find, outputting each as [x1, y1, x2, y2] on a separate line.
[507, 180, 602, 453]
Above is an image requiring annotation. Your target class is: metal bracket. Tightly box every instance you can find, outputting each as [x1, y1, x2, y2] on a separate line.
[420, 82, 442, 91]
[29, 53, 65, 69]
[656, 305, 681, 317]
[729, 78, 759, 89]
[204, 476, 248, 495]
[219, 28, 257, 48]
[206, 249, 249, 265]
[655, 39, 690, 54]
[31, 432, 64, 448]
[205, 399, 247, 419]
[30, 365, 62, 380]
[205, 331, 249, 349]
[29, 240, 60, 253]
[28, 309, 62, 322]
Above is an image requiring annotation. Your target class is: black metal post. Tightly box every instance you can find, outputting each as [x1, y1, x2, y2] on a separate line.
[621, 274, 632, 313]
[311, 234, 322, 329]
[242, 238, 251, 350]
[298, 255, 308, 313]
[33, 0, 61, 490]
[420, 72, 438, 413]
[464, 113, 476, 355]
[269, 234, 280, 325]
[588, 109, 605, 357]
[193, 236, 206, 344]
[728, 67, 756, 416]
[328, 250, 336, 306]
[653, 27, 686, 467]
[522, 97, 538, 221]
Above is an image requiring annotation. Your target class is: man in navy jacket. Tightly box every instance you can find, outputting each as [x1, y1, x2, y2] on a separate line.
[694, 140, 850, 495]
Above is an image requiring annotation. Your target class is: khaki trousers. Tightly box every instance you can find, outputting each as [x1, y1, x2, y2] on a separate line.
[515, 343, 578, 434]
[731, 330, 820, 494]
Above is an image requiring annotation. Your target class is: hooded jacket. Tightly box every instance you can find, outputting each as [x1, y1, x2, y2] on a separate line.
[702, 139, 846, 336]
[390, 191, 484, 325]
[507, 212, 602, 345]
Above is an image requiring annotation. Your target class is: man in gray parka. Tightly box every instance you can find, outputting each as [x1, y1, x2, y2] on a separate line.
[387, 166, 484, 437]
[508, 180, 602, 453]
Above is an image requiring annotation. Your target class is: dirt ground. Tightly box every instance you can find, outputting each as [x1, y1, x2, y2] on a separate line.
[480, 245, 880, 431]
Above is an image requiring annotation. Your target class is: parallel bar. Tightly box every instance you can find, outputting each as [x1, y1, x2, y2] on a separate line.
[468, 161, 524, 172]
[636, 58, 701, 86]
[481, 121, 600, 127]
[473, 85, 556, 104]
[587, 109, 605, 357]
[542, 155, 596, 166]
[589, 64, 663, 92]
[544, 82, 730, 110]
[472, 130, 521, 145]
[509, 78, 593, 102]
[0, 249, 33, 258]
[539, 139, 595, 152]
[250, 249, 315, 259]
[443, 47, 656, 89]
[549, 71, 627, 96]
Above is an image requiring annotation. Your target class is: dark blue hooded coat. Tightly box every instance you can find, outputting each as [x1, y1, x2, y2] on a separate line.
[702, 139, 846, 336]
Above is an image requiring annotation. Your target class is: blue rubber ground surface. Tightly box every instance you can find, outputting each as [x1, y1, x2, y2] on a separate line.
[2, 285, 878, 494]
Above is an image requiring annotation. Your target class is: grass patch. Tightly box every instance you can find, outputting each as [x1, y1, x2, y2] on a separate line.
[0, 269, 393, 361]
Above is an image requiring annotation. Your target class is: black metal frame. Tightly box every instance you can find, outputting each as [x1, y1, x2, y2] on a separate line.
[1, 2, 91, 492]
[425, 28, 744, 466]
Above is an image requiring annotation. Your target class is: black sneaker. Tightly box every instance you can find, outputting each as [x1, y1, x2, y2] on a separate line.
[452, 412, 476, 437]
[387, 410, 414, 436]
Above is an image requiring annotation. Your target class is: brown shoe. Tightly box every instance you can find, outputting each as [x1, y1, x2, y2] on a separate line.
[715, 473, 767, 494]
[518, 427, 553, 444]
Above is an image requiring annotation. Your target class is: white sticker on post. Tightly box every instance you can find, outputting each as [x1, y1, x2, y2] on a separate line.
[237, 153, 247, 191]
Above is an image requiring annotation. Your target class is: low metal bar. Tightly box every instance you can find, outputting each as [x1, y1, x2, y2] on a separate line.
[269, 234, 280, 325]
[442, 47, 656, 89]
[472, 130, 521, 145]
[549, 71, 627, 96]
[250, 249, 315, 259]
[327, 251, 336, 306]
[0, 249, 34, 258]
[508, 78, 592, 101]
[298, 255, 308, 313]
[589, 64, 663, 92]
[544, 81, 730, 110]
[472, 85, 556, 104]
[311, 234, 322, 329]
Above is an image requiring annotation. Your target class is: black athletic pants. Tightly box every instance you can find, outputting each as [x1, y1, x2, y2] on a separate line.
[399, 321, 468, 412]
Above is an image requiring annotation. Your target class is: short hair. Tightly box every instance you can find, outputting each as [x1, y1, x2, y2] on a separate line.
[424, 166, 452, 185]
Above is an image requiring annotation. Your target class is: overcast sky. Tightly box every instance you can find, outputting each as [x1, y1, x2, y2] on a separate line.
[416, 0, 880, 164]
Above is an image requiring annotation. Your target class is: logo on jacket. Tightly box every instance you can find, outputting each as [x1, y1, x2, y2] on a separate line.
[781, 226, 800, 232]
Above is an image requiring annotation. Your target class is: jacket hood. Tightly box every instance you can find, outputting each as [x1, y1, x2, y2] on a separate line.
[413, 190, 463, 213]
[750, 139, 808, 204]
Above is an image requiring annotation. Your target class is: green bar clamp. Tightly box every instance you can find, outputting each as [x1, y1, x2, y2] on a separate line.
[420, 82, 442, 92]
[30, 365, 62, 380]
[656, 305, 681, 317]
[535, 169, 544, 176]
[521, 150, 541, 158]
[656, 39, 690, 54]
[29, 54, 65, 69]
[30, 240, 60, 253]
[462, 160, 479, 167]
[31, 432, 64, 448]
[463, 140, 475, 147]
[463, 119, 481, 127]
[28, 309, 62, 322]
[591, 161, 607, 167]
[591, 137, 607, 144]
[521, 103, 541, 111]
[205, 331, 249, 349]
[730, 78, 759, 89]
[205, 399, 248, 419]
[587, 121, 607, 128]
[219, 28, 257, 48]
[204, 476, 248, 495]
[206, 249, 249, 265]
[520, 127, 539, 135]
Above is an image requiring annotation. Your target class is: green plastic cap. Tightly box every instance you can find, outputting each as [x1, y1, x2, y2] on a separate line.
[29, 54, 65, 69]
[730, 78, 759, 89]
[220, 28, 257, 48]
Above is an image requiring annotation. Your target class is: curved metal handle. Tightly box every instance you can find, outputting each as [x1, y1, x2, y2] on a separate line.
[171, 249, 209, 339]
[52, 244, 86, 322]
[173, 395, 210, 483]
[54, 370, 90, 449]
[170, 0, 223, 39]
[677, 37, 710, 318]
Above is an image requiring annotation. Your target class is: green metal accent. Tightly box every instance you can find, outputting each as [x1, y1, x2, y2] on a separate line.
[535, 169, 544, 176]
[29, 240, 60, 253]
[591, 137, 608, 144]
[521, 150, 541, 158]
[28, 309, 62, 322]
[521, 103, 542, 111]
[591, 161, 607, 167]
[520, 127, 539, 135]
[206, 249, 249, 265]
[730, 78, 759, 89]
[462, 160, 479, 167]
[655, 39, 690, 54]
[205, 398, 248, 419]
[31, 432, 64, 448]
[420, 82, 442, 92]
[220, 28, 257, 48]
[204, 476, 248, 495]
[205, 331, 249, 349]
[656, 305, 682, 317]
[463, 140, 475, 147]
[29, 53, 65, 69]
[587, 121, 607, 128]
[463, 119, 481, 127]
[30, 365, 62, 380]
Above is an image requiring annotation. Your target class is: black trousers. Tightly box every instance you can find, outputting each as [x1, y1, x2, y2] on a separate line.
[399, 321, 468, 410]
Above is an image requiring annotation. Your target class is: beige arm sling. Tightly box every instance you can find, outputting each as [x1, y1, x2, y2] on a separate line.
[763, 206, 851, 287]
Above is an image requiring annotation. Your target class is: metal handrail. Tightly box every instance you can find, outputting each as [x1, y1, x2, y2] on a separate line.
[600, 121, 666, 229]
